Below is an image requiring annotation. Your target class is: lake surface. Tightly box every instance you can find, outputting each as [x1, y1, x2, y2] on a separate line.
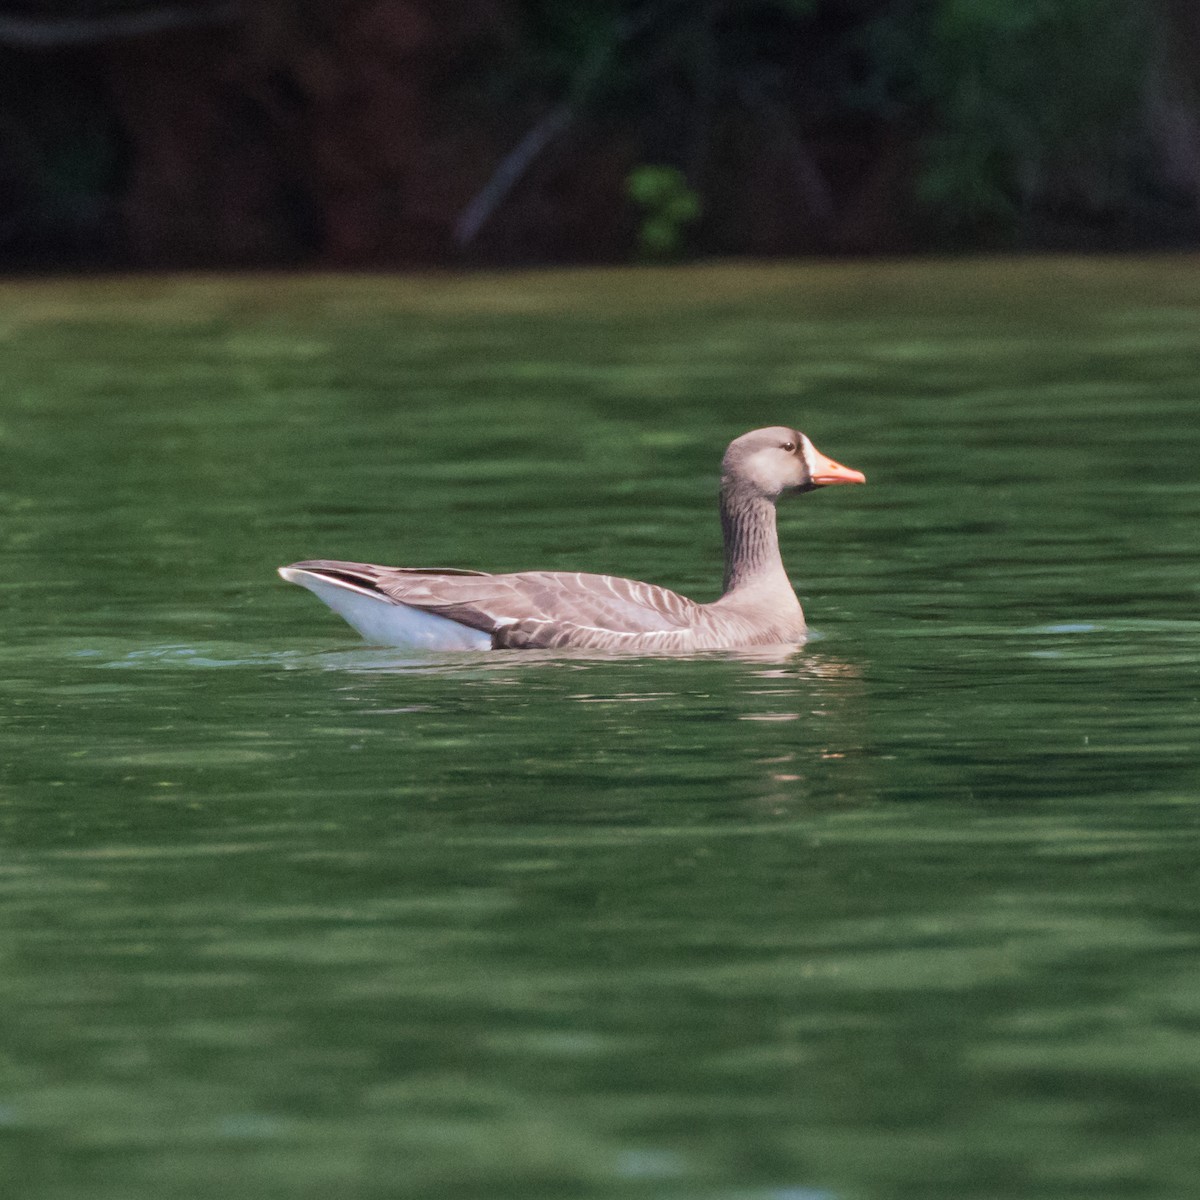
[2, 259, 1199, 1199]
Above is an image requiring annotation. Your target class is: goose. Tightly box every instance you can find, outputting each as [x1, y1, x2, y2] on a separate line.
[278, 427, 865, 652]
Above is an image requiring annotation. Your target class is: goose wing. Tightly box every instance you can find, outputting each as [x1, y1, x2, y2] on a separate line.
[286, 560, 702, 645]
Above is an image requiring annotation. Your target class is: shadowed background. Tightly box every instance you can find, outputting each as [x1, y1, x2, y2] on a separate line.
[5, 0, 1200, 269]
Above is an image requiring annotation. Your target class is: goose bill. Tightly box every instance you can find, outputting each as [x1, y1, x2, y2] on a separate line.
[809, 449, 866, 486]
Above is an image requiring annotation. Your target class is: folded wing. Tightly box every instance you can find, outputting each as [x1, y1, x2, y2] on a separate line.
[286, 559, 703, 648]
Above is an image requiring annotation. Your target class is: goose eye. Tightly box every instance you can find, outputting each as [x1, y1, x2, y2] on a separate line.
[781, 441, 796, 453]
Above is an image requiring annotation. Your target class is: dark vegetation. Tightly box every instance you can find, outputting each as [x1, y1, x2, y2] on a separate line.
[3, 0, 1200, 270]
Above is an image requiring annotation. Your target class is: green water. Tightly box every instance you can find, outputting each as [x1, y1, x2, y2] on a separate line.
[2, 260, 1199, 1199]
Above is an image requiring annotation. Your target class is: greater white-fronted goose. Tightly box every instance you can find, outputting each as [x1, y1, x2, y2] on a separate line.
[279, 427, 865, 651]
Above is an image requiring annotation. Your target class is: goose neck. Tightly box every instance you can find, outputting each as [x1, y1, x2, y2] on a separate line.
[719, 484, 787, 594]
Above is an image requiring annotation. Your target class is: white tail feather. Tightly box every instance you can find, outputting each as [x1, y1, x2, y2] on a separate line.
[278, 568, 492, 650]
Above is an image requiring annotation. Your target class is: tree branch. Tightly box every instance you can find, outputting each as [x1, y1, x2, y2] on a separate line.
[0, 3, 238, 48]
[454, 0, 694, 250]
[453, 104, 572, 249]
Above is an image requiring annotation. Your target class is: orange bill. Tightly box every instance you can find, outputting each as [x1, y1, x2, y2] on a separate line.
[809, 445, 867, 486]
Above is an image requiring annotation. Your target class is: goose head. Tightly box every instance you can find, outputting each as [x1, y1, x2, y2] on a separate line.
[722, 426, 866, 499]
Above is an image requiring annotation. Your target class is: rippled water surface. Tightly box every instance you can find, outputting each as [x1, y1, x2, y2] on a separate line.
[2, 260, 1199, 1199]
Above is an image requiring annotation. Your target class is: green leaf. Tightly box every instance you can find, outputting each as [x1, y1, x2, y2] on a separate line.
[638, 216, 681, 257]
